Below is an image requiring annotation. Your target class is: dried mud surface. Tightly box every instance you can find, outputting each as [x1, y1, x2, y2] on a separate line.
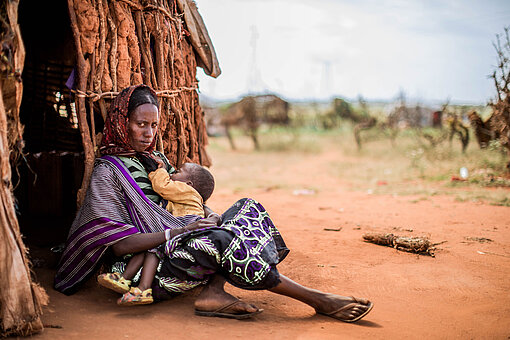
[28, 146, 510, 339]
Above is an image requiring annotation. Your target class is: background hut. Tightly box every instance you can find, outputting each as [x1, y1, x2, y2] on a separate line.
[1, 0, 219, 336]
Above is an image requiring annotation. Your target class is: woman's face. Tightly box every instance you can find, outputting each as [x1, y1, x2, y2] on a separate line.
[127, 103, 159, 152]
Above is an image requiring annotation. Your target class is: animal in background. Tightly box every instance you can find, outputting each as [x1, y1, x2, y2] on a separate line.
[220, 94, 289, 150]
[468, 111, 500, 149]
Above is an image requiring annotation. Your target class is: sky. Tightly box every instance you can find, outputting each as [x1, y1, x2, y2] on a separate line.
[194, 0, 510, 104]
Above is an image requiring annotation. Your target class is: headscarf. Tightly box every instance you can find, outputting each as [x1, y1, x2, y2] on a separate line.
[99, 84, 158, 157]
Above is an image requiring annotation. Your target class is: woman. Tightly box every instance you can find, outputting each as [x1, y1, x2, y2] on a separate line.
[54, 84, 373, 322]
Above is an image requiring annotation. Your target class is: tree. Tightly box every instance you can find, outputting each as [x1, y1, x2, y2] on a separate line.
[490, 27, 510, 169]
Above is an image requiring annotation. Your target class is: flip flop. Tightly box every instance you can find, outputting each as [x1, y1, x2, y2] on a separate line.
[195, 300, 263, 320]
[316, 297, 374, 323]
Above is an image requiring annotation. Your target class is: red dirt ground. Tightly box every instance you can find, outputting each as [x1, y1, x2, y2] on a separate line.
[27, 147, 510, 339]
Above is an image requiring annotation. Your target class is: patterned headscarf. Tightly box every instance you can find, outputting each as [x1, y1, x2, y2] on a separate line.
[99, 84, 158, 157]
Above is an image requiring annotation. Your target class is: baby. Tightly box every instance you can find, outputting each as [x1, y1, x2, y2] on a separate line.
[98, 161, 216, 306]
[150, 161, 215, 218]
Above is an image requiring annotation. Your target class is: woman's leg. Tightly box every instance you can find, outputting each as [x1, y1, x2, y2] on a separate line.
[195, 274, 371, 321]
[194, 275, 259, 314]
[269, 275, 372, 320]
[190, 198, 371, 320]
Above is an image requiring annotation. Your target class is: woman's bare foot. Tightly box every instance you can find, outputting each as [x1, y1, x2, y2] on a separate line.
[194, 276, 261, 318]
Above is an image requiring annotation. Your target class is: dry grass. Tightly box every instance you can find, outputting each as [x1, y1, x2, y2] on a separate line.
[208, 124, 510, 206]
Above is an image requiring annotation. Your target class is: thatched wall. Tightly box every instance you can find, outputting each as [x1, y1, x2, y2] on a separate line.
[68, 0, 219, 205]
[0, 0, 48, 336]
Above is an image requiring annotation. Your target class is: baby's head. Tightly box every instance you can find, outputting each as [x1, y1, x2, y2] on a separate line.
[171, 163, 215, 202]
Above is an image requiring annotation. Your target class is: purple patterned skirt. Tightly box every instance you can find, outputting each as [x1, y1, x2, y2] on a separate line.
[112, 198, 289, 299]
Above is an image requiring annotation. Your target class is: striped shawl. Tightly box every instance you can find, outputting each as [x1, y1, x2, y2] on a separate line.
[54, 156, 200, 295]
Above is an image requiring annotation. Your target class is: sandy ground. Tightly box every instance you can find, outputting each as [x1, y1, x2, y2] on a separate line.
[26, 143, 510, 340]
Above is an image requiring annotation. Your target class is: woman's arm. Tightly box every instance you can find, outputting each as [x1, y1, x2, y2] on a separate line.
[111, 216, 221, 256]
[111, 232, 166, 256]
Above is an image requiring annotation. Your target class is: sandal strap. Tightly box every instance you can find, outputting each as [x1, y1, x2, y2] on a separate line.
[129, 287, 152, 297]
[109, 272, 121, 280]
[118, 277, 132, 285]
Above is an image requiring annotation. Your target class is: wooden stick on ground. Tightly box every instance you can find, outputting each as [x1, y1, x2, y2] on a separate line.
[363, 233, 437, 257]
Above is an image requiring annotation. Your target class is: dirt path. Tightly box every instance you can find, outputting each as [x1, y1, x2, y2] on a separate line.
[31, 144, 510, 339]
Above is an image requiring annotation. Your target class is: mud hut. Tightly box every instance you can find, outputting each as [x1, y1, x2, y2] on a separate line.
[0, 0, 219, 336]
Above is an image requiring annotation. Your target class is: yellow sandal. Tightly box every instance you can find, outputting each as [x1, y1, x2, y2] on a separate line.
[97, 272, 131, 294]
[117, 287, 153, 306]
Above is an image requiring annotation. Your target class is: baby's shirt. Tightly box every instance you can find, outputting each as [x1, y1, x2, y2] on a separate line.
[148, 168, 204, 217]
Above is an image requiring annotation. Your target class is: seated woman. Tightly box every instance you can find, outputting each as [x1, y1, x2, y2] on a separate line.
[54, 84, 373, 322]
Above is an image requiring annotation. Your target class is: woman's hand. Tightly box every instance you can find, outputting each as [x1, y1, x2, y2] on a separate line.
[185, 216, 219, 231]
[203, 205, 221, 226]
[207, 212, 222, 226]
[166, 216, 221, 240]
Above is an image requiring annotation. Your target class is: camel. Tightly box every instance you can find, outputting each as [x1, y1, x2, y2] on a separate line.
[221, 94, 289, 150]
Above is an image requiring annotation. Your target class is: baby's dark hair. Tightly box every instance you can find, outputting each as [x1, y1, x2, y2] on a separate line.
[128, 86, 159, 116]
[186, 163, 215, 202]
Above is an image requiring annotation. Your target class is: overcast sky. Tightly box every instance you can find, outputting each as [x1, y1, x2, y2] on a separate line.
[195, 0, 510, 103]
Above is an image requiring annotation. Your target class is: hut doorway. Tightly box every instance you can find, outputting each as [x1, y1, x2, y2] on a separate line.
[15, 0, 84, 247]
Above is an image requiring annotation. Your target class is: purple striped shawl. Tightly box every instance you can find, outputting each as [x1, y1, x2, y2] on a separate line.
[54, 156, 201, 295]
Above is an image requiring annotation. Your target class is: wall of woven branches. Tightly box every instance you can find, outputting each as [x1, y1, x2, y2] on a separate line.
[68, 0, 214, 205]
[0, 0, 48, 337]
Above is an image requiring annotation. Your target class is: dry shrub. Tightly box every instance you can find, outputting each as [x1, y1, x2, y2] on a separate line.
[489, 27, 510, 169]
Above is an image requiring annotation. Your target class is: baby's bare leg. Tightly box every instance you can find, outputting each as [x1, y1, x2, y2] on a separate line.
[122, 253, 145, 280]
[138, 252, 159, 290]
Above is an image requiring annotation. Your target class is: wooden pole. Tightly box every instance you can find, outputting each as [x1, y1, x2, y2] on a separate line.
[67, 0, 95, 208]
[105, 1, 118, 91]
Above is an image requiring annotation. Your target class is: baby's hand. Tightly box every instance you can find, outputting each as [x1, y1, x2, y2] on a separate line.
[137, 153, 159, 172]
[154, 156, 166, 169]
